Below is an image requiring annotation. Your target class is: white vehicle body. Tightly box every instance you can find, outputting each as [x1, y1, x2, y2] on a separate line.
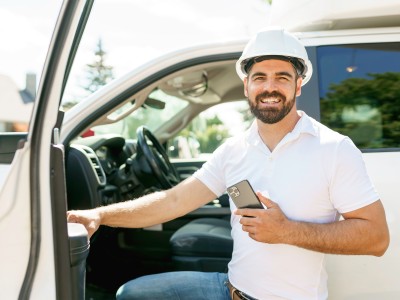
[0, 0, 399, 299]
[269, 1, 400, 298]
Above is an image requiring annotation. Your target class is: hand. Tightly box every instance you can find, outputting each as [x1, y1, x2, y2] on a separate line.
[234, 192, 291, 244]
[67, 209, 101, 238]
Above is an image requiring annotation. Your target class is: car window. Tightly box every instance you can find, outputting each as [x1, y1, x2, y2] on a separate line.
[168, 100, 253, 159]
[318, 43, 400, 149]
[90, 88, 189, 139]
[60, 0, 269, 112]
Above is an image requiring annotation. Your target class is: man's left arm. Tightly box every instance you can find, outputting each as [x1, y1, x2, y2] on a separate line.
[236, 194, 390, 256]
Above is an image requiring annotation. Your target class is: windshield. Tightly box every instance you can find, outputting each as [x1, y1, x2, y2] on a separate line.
[60, 0, 269, 109]
[91, 88, 189, 139]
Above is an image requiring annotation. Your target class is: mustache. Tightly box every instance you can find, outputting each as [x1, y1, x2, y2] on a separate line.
[255, 91, 285, 102]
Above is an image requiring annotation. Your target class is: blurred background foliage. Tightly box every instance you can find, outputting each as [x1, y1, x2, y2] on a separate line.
[321, 72, 400, 148]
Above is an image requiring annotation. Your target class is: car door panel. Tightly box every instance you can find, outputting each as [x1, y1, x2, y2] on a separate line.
[172, 159, 205, 180]
[0, 133, 27, 164]
[0, 133, 27, 189]
[0, 1, 91, 299]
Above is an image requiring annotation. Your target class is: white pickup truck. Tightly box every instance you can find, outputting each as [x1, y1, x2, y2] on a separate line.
[267, 1, 400, 298]
[0, 0, 399, 299]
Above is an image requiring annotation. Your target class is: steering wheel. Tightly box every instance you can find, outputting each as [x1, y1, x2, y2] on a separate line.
[136, 126, 180, 189]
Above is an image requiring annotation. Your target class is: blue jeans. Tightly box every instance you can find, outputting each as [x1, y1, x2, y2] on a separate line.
[116, 271, 230, 300]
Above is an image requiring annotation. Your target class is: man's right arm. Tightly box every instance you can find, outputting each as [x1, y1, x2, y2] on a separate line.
[67, 176, 217, 237]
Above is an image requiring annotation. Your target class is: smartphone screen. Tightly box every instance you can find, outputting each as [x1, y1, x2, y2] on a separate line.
[227, 180, 264, 209]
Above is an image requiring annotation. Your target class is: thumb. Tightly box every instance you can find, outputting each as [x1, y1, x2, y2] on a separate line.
[256, 192, 276, 209]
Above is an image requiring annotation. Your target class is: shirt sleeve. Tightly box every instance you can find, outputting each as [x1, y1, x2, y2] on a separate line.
[192, 141, 228, 197]
[330, 137, 380, 213]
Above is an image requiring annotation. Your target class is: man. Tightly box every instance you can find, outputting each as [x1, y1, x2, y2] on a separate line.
[67, 27, 389, 300]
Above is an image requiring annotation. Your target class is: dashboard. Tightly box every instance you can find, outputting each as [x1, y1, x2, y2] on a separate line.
[65, 134, 154, 210]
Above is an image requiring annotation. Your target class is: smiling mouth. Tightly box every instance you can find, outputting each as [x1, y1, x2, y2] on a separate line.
[260, 98, 281, 104]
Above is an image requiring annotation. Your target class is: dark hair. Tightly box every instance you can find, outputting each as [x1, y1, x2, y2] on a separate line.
[243, 55, 306, 78]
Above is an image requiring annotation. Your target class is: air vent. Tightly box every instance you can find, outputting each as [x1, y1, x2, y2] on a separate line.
[89, 156, 105, 182]
[87, 153, 106, 185]
[72, 145, 106, 185]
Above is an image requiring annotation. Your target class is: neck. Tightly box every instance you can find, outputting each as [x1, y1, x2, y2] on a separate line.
[257, 109, 301, 152]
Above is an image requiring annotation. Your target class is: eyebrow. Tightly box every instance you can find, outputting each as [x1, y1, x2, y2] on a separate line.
[250, 71, 294, 79]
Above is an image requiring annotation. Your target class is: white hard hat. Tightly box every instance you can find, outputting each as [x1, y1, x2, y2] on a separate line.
[236, 27, 313, 86]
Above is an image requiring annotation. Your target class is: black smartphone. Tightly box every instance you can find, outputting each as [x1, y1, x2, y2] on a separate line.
[227, 180, 264, 209]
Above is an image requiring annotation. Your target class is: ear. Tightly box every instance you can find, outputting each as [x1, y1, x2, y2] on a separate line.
[296, 77, 302, 97]
[243, 77, 248, 97]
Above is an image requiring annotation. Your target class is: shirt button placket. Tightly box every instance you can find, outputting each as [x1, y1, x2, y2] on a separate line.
[266, 155, 274, 178]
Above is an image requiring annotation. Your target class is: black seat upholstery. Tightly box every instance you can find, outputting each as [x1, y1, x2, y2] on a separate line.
[170, 218, 233, 272]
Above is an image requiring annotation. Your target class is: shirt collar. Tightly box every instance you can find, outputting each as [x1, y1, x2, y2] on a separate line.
[292, 110, 319, 137]
[245, 110, 319, 146]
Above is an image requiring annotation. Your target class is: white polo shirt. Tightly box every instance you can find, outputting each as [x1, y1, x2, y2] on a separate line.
[193, 111, 379, 300]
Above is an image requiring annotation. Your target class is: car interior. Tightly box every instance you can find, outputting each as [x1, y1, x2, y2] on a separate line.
[1, 2, 399, 299]
[64, 58, 248, 297]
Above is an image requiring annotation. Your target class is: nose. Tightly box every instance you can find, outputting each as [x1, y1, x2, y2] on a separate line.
[262, 78, 278, 92]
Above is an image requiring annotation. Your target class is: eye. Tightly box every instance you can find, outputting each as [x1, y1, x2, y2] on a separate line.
[277, 76, 289, 81]
[253, 76, 265, 81]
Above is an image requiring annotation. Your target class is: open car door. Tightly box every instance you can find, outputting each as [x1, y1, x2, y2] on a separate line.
[0, 1, 93, 299]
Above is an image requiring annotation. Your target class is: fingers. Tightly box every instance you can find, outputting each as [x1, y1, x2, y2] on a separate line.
[67, 210, 87, 225]
[242, 225, 260, 241]
[238, 215, 255, 226]
[240, 222, 255, 234]
[66, 211, 78, 223]
[66, 210, 99, 238]
[256, 192, 275, 209]
[233, 192, 276, 217]
[234, 209, 258, 218]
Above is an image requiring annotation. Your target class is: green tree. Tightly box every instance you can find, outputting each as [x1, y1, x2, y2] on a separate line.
[181, 114, 230, 153]
[237, 103, 254, 130]
[321, 72, 400, 148]
[62, 38, 115, 110]
[197, 116, 230, 153]
[84, 38, 114, 94]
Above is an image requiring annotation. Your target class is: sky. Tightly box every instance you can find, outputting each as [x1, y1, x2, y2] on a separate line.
[0, 0, 62, 88]
[0, 0, 271, 96]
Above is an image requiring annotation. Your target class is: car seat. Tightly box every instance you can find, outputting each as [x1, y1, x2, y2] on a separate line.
[169, 217, 233, 272]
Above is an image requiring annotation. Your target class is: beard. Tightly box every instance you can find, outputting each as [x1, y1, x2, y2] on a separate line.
[248, 90, 296, 124]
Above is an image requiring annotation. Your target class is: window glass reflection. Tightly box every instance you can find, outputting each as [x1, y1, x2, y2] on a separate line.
[318, 43, 400, 149]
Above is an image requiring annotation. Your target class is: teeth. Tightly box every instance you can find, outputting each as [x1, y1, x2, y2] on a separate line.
[260, 98, 280, 104]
